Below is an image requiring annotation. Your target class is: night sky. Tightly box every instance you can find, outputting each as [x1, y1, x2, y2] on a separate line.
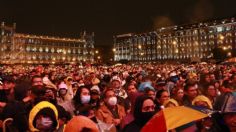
[0, 0, 236, 60]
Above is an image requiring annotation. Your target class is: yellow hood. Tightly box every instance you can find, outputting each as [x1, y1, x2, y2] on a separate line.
[192, 95, 213, 109]
[28, 101, 59, 131]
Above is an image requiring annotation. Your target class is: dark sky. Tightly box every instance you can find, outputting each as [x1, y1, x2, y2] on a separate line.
[0, 0, 236, 54]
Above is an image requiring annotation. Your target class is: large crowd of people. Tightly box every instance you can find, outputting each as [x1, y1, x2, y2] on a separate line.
[0, 62, 236, 132]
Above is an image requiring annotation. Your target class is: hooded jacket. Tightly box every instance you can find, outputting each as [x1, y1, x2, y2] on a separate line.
[28, 101, 59, 132]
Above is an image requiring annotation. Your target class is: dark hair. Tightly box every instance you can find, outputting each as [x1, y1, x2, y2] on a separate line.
[133, 95, 154, 119]
[230, 74, 236, 80]
[203, 83, 215, 95]
[144, 88, 155, 94]
[31, 75, 42, 81]
[222, 80, 230, 88]
[103, 88, 114, 99]
[184, 80, 197, 91]
[156, 89, 167, 99]
[31, 75, 42, 84]
[73, 86, 90, 106]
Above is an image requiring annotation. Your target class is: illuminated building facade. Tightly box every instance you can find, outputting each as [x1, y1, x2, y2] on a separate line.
[0, 22, 95, 64]
[113, 17, 236, 62]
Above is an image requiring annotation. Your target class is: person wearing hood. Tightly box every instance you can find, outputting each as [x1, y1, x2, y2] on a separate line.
[122, 95, 156, 132]
[120, 91, 142, 129]
[28, 101, 59, 132]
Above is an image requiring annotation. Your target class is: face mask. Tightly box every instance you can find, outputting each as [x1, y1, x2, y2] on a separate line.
[36, 117, 53, 130]
[108, 96, 117, 106]
[31, 87, 46, 96]
[139, 111, 155, 126]
[81, 95, 91, 104]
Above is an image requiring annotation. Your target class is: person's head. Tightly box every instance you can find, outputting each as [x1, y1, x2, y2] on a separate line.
[192, 95, 213, 109]
[205, 84, 217, 98]
[220, 80, 231, 93]
[74, 86, 90, 105]
[145, 88, 156, 100]
[31, 86, 47, 99]
[163, 99, 179, 108]
[58, 83, 68, 97]
[72, 82, 79, 90]
[223, 113, 236, 132]
[133, 95, 156, 126]
[172, 87, 184, 101]
[90, 85, 100, 100]
[44, 88, 57, 104]
[214, 81, 220, 89]
[209, 73, 216, 82]
[221, 93, 236, 131]
[156, 79, 166, 91]
[156, 89, 170, 105]
[31, 75, 43, 88]
[184, 81, 198, 100]
[29, 101, 58, 132]
[126, 84, 137, 94]
[204, 74, 211, 83]
[104, 89, 117, 107]
[2, 76, 16, 95]
[110, 79, 121, 90]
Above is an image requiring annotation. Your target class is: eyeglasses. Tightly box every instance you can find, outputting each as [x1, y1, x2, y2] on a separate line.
[142, 105, 155, 112]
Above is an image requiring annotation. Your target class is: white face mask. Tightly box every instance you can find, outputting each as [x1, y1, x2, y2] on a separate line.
[108, 96, 117, 106]
[36, 117, 53, 130]
[81, 95, 91, 104]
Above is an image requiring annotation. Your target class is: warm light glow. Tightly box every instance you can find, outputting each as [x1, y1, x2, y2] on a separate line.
[138, 45, 142, 49]
[140, 52, 144, 56]
[63, 50, 66, 54]
[175, 49, 179, 53]
[112, 48, 116, 52]
[223, 46, 227, 50]
[227, 52, 232, 57]
[95, 50, 99, 54]
[220, 35, 224, 40]
[97, 56, 101, 59]
[173, 41, 177, 45]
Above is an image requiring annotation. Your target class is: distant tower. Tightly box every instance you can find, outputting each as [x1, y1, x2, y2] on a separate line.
[81, 31, 95, 63]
